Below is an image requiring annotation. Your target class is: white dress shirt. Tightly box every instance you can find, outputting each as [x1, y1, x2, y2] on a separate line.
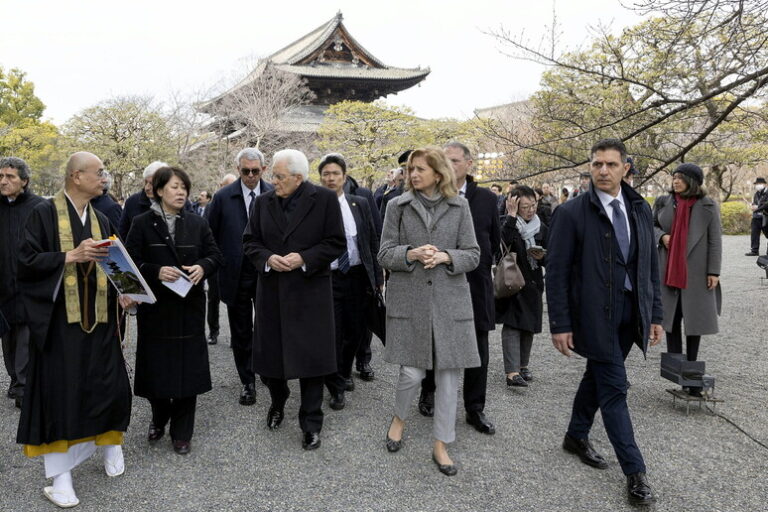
[595, 188, 631, 245]
[331, 193, 361, 270]
[242, 180, 261, 216]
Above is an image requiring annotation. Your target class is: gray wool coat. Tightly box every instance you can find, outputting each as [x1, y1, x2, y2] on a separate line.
[378, 191, 481, 370]
[653, 194, 722, 335]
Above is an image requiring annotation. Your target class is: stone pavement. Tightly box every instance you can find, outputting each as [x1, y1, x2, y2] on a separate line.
[0, 235, 766, 511]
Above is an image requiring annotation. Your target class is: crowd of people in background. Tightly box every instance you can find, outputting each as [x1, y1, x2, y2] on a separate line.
[0, 137, 731, 508]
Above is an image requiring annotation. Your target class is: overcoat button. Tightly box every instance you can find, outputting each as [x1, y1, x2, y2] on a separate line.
[427, 280, 432, 285]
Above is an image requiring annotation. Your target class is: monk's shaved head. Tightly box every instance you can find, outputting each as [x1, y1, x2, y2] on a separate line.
[66, 152, 102, 178]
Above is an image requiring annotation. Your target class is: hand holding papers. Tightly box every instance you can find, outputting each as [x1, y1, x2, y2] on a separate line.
[160, 267, 194, 298]
[95, 236, 156, 304]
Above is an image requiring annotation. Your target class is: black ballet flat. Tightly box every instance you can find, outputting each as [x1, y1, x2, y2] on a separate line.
[386, 417, 403, 452]
[432, 453, 458, 476]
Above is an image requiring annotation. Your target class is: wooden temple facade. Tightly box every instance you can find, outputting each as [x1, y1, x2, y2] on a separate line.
[201, 12, 430, 134]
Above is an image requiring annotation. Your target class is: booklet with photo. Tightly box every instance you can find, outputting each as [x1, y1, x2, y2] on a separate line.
[95, 236, 157, 304]
[161, 267, 193, 298]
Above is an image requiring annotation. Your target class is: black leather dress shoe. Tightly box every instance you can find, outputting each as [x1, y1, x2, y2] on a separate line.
[344, 378, 355, 392]
[267, 406, 284, 430]
[148, 422, 165, 442]
[519, 367, 532, 382]
[357, 363, 375, 381]
[239, 383, 256, 406]
[14, 396, 22, 409]
[506, 374, 528, 387]
[418, 390, 434, 417]
[432, 453, 458, 476]
[466, 411, 496, 435]
[207, 331, 218, 345]
[302, 431, 321, 450]
[627, 472, 656, 506]
[562, 434, 608, 469]
[329, 392, 345, 411]
[172, 440, 191, 455]
[746, 251, 759, 256]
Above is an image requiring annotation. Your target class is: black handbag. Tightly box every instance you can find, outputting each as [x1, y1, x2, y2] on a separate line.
[365, 288, 386, 345]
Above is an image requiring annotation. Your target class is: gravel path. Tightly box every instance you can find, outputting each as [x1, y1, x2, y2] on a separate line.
[1, 235, 766, 511]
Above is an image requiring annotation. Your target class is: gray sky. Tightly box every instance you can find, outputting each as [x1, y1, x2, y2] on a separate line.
[1, 0, 643, 124]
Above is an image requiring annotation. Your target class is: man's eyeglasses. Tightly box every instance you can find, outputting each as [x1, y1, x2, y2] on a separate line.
[240, 168, 262, 176]
[78, 169, 106, 178]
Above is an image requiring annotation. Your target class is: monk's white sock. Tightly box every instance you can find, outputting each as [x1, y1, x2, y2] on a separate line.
[103, 445, 125, 477]
[51, 470, 74, 495]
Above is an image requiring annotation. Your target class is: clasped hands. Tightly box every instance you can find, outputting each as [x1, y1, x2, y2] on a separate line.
[407, 244, 451, 269]
[268, 252, 304, 272]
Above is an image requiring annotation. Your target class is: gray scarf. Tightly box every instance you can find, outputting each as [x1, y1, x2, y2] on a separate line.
[415, 190, 444, 228]
[150, 201, 180, 243]
[516, 214, 541, 269]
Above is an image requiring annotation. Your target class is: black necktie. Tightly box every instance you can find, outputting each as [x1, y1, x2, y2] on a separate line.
[248, 190, 256, 217]
[610, 199, 632, 291]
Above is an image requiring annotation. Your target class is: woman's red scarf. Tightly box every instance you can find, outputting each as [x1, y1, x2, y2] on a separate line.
[665, 194, 697, 289]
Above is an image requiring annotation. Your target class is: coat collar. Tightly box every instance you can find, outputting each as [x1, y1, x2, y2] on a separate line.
[228, 178, 273, 198]
[395, 190, 462, 229]
[587, 181, 645, 217]
[265, 181, 317, 240]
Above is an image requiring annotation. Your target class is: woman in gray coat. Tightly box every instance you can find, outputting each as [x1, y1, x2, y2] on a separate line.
[653, 163, 722, 397]
[378, 147, 480, 476]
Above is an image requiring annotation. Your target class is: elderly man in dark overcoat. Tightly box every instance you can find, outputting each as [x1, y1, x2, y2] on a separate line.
[546, 139, 663, 506]
[243, 149, 346, 450]
[205, 148, 274, 405]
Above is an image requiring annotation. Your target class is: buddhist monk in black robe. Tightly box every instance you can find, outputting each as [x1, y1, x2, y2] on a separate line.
[16, 152, 134, 508]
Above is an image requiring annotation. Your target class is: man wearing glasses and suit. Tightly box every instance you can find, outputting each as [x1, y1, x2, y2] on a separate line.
[204, 148, 274, 406]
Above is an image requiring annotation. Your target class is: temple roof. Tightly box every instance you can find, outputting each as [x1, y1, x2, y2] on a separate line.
[203, 12, 429, 108]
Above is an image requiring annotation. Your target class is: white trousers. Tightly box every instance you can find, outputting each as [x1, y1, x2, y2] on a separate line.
[43, 441, 97, 479]
[393, 365, 461, 443]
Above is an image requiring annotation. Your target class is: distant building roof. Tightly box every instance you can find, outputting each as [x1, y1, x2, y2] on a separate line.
[203, 11, 429, 109]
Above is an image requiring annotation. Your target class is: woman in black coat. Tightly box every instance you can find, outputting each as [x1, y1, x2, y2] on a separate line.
[126, 167, 223, 455]
[495, 185, 548, 387]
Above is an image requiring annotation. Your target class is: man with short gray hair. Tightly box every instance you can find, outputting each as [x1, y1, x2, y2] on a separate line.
[243, 148, 346, 450]
[0, 157, 44, 408]
[205, 147, 274, 404]
[118, 160, 169, 239]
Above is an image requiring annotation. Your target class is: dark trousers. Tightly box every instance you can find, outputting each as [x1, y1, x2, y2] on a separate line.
[750, 216, 768, 253]
[150, 396, 197, 442]
[266, 376, 324, 434]
[567, 291, 646, 476]
[421, 328, 489, 413]
[1, 323, 29, 397]
[325, 267, 369, 394]
[226, 295, 256, 386]
[666, 295, 701, 361]
[206, 275, 220, 335]
[354, 331, 373, 369]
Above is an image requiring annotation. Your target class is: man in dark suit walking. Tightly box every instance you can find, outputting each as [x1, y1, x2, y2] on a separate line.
[204, 148, 274, 406]
[546, 138, 663, 506]
[318, 153, 383, 410]
[243, 149, 346, 450]
[417, 142, 500, 435]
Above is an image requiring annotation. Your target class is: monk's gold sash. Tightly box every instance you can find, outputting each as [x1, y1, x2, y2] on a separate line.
[53, 190, 108, 332]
